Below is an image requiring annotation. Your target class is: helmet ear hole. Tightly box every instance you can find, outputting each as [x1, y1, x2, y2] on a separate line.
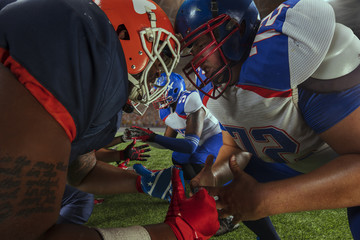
[116, 24, 130, 40]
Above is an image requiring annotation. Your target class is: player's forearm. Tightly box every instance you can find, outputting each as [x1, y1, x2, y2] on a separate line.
[74, 161, 139, 194]
[95, 148, 119, 163]
[40, 224, 102, 240]
[261, 154, 360, 216]
[152, 134, 199, 153]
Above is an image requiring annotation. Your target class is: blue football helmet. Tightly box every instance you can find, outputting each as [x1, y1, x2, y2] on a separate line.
[175, 0, 260, 99]
[152, 72, 186, 109]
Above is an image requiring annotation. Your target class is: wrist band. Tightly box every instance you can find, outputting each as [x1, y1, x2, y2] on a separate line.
[95, 226, 151, 240]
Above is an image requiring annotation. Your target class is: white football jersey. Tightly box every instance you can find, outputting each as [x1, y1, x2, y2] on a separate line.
[159, 90, 221, 146]
[208, 0, 341, 173]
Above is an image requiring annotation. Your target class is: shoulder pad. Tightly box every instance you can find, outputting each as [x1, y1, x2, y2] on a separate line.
[312, 23, 360, 80]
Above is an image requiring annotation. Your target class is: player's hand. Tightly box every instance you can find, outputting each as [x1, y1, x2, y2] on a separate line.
[191, 151, 252, 194]
[206, 155, 265, 223]
[133, 164, 184, 201]
[123, 139, 151, 161]
[125, 126, 156, 142]
[190, 155, 217, 194]
[165, 167, 219, 240]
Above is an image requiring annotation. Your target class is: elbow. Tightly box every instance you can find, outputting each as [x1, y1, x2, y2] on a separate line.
[186, 144, 197, 154]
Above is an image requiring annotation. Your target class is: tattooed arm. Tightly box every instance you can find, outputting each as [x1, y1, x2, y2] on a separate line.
[67, 150, 139, 194]
[0, 64, 71, 239]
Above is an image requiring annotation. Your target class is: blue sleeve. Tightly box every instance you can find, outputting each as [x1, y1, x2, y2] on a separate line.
[219, 122, 226, 131]
[153, 134, 200, 153]
[298, 84, 360, 133]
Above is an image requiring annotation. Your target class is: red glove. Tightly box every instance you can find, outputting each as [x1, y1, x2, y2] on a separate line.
[165, 168, 219, 240]
[125, 126, 156, 142]
[118, 139, 151, 162]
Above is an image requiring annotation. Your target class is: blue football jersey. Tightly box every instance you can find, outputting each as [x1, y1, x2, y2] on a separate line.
[0, 0, 128, 162]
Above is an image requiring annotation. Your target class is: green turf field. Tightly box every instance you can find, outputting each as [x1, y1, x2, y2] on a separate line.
[85, 143, 353, 239]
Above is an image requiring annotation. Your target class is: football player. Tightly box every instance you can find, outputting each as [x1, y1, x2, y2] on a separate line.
[128, 73, 223, 182]
[175, 0, 360, 239]
[0, 0, 220, 239]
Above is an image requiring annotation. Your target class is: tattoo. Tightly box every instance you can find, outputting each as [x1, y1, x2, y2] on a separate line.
[0, 155, 67, 223]
[67, 151, 96, 186]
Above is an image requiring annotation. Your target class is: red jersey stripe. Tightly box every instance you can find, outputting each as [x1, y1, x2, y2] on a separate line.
[0, 48, 76, 142]
[236, 84, 292, 98]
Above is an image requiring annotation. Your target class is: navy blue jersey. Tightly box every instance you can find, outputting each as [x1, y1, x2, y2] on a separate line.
[0, 0, 128, 162]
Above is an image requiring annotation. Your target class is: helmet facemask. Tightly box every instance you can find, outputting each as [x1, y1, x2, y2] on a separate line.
[128, 16, 181, 105]
[180, 14, 242, 99]
[152, 90, 174, 110]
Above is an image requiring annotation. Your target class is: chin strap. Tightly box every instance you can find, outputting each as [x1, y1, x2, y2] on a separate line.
[127, 74, 142, 102]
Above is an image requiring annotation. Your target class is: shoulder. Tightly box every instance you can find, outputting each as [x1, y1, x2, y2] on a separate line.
[182, 91, 203, 114]
[159, 107, 171, 121]
[240, 0, 336, 90]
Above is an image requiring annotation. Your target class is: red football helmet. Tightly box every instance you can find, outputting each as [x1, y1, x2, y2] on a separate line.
[95, 0, 181, 104]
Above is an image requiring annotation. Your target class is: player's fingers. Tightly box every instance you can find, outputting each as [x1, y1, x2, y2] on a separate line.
[138, 147, 151, 153]
[137, 144, 150, 149]
[190, 178, 200, 193]
[190, 155, 214, 192]
[229, 155, 244, 180]
[141, 148, 151, 153]
[127, 139, 136, 148]
[139, 154, 151, 158]
[234, 151, 252, 170]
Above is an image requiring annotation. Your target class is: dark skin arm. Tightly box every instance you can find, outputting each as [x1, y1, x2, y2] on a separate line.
[164, 125, 178, 138]
[162, 106, 206, 138]
[184, 107, 206, 137]
[0, 64, 176, 240]
[67, 150, 139, 195]
[0, 64, 70, 239]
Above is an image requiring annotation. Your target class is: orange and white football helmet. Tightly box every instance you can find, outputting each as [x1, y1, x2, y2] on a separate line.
[95, 0, 181, 105]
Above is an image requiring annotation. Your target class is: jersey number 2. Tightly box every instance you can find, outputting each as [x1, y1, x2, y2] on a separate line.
[225, 126, 299, 163]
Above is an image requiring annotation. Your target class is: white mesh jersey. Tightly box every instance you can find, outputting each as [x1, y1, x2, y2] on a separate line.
[159, 90, 221, 145]
[207, 0, 339, 173]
